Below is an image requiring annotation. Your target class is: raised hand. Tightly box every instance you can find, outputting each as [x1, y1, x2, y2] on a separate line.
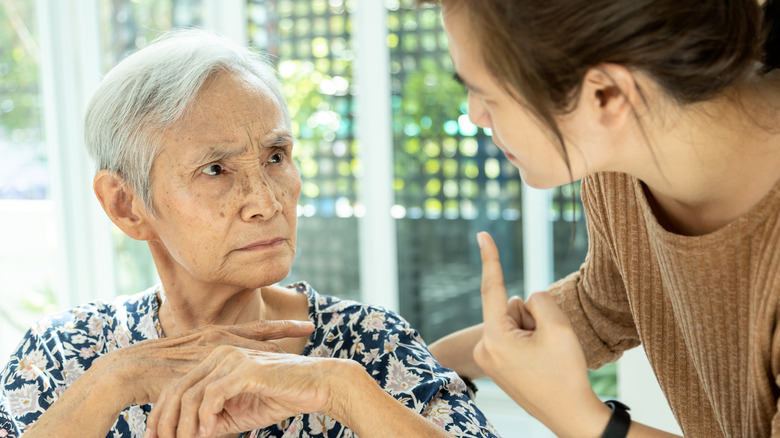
[472, 232, 610, 437]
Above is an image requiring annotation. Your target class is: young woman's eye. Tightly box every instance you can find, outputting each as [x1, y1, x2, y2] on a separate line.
[201, 163, 224, 176]
[269, 152, 284, 164]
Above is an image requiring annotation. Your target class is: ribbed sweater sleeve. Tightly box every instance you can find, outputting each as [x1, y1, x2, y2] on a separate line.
[548, 175, 640, 369]
[546, 171, 780, 437]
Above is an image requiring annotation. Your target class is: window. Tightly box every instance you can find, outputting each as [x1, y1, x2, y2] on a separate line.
[249, 0, 362, 300]
[0, 0, 60, 359]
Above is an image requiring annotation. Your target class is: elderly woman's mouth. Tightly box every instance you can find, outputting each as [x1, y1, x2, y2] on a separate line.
[238, 238, 286, 251]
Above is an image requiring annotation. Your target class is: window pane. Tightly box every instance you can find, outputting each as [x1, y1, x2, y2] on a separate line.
[98, 0, 204, 295]
[388, 3, 525, 342]
[387, 1, 608, 396]
[249, 0, 361, 300]
[0, 0, 60, 360]
[0, 0, 46, 201]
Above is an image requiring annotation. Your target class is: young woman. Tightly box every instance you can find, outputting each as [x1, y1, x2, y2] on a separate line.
[424, 0, 780, 437]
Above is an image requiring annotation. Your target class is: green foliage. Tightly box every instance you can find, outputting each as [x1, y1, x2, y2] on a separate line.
[397, 60, 465, 139]
[0, 0, 42, 140]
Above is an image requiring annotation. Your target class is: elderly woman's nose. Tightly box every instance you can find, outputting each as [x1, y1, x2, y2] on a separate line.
[239, 175, 283, 220]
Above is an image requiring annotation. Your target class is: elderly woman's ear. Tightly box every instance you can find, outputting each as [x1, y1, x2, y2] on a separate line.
[93, 169, 157, 241]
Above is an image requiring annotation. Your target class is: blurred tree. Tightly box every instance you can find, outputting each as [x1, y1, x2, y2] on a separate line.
[0, 0, 42, 140]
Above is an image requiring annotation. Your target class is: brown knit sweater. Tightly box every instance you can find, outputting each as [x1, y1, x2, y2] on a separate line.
[549, 172, 780, 437]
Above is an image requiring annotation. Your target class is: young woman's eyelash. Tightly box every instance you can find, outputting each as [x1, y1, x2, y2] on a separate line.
[453, 73, 465, 86]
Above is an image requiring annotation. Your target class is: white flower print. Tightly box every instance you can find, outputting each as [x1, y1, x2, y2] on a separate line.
[135, 312, 157, 339]
[308, 413, 336, 436]
[383, 333, 400, 353]
[87, 315, 104, 336]
[72, 309, 90, 322]
[6, 383, 41, 417]
[61, 359, 84, 386]
[78, 347, 95, 360]
[17, 350, 46, 381]
[122, 405, 147, 438]
[359, 311, 386, 332]
[281, 414, 305, 438]
[113, 327, 132, 349]
[310, 345, 332, 358]
[422, 396, 454, 428]
[361, 348, 381, 365]
[384, 356, 422, 396]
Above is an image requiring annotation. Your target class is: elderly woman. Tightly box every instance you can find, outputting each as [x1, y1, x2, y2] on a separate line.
[0, 30, 497, 438]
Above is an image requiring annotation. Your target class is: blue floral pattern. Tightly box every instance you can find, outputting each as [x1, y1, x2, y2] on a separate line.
[0, 283, 498, 438]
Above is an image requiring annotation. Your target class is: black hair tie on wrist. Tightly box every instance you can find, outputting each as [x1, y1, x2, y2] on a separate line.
[602, 400, 631, 438]
[461, 377, 478, 397]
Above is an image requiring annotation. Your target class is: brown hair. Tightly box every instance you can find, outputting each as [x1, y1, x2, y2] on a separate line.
[421, 0, 778, 169]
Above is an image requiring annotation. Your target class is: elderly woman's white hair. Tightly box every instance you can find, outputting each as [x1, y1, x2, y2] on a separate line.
[84, 28, 290, 211]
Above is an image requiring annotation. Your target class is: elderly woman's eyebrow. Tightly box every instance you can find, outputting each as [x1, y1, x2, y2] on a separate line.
[264, 133, 294, 148]
[188, 144, 248, 167]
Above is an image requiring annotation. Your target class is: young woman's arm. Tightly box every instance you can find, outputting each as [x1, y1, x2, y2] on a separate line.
[428, 323, 486, 379]
[475, 232, 680, 438]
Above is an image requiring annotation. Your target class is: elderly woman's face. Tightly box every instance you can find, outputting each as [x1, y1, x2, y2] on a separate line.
[146, 71, 300, 288]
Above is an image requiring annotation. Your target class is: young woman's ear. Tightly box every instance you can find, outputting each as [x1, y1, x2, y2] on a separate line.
[581, 63, 641, 129]
[93, 170, 156, 241]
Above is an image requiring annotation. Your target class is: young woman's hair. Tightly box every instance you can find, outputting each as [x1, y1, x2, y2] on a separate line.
[85, 29, 289, 212]
[422, 0, 779, 169]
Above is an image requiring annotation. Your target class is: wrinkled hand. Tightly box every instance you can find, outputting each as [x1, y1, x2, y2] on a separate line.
[472, 232, 609, 437]
[144, 347, 347, 438]
[97, 320, 314, 410]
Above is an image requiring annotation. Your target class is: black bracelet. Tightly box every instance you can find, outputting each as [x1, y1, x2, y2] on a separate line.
[461, 377, 478, 396]
[602, 400, 631, 438]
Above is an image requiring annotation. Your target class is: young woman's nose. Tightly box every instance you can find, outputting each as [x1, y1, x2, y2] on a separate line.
[467, 94, 492, 129]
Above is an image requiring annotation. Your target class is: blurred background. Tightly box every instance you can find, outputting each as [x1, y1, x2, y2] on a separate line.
[0, 0, 680, 435]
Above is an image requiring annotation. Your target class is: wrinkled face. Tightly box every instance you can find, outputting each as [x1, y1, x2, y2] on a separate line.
[442, 3, 580, 188]
[146, 71, 300, 288]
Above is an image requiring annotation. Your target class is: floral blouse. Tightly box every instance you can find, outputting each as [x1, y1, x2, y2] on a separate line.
[0, 282, 499, 438]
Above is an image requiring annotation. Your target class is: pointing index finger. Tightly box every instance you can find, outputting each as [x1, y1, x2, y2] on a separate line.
[477, 232, 511, 335]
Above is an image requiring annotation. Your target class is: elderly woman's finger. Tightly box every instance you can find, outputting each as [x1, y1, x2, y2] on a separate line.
[477, 232, 512, 335]
[198, 370, 254, 437]
[146, 347, 231, 438]
[223, 319, 315, 341]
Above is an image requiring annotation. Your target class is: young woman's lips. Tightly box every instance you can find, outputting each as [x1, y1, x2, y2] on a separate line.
[239, 238, 284, 251]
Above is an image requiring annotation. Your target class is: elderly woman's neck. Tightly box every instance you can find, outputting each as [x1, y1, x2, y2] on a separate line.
[156, 283, 266, 337]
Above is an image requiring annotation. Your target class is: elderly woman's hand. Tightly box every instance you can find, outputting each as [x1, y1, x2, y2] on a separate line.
[104, 320, 315, 408]
[143, 344, 458, 438]
[22, 320, 314, 438]
[143, 347, 345, 438]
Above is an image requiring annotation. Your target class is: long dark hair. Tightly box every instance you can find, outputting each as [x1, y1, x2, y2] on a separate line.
[422, 0, 779, 169]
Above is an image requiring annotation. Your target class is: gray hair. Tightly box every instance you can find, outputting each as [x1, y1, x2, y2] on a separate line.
[84, 28, 290, 211]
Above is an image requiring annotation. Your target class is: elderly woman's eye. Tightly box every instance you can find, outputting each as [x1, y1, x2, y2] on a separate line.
[269, 152, 284, 164]
[202, 163, 224, 176]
